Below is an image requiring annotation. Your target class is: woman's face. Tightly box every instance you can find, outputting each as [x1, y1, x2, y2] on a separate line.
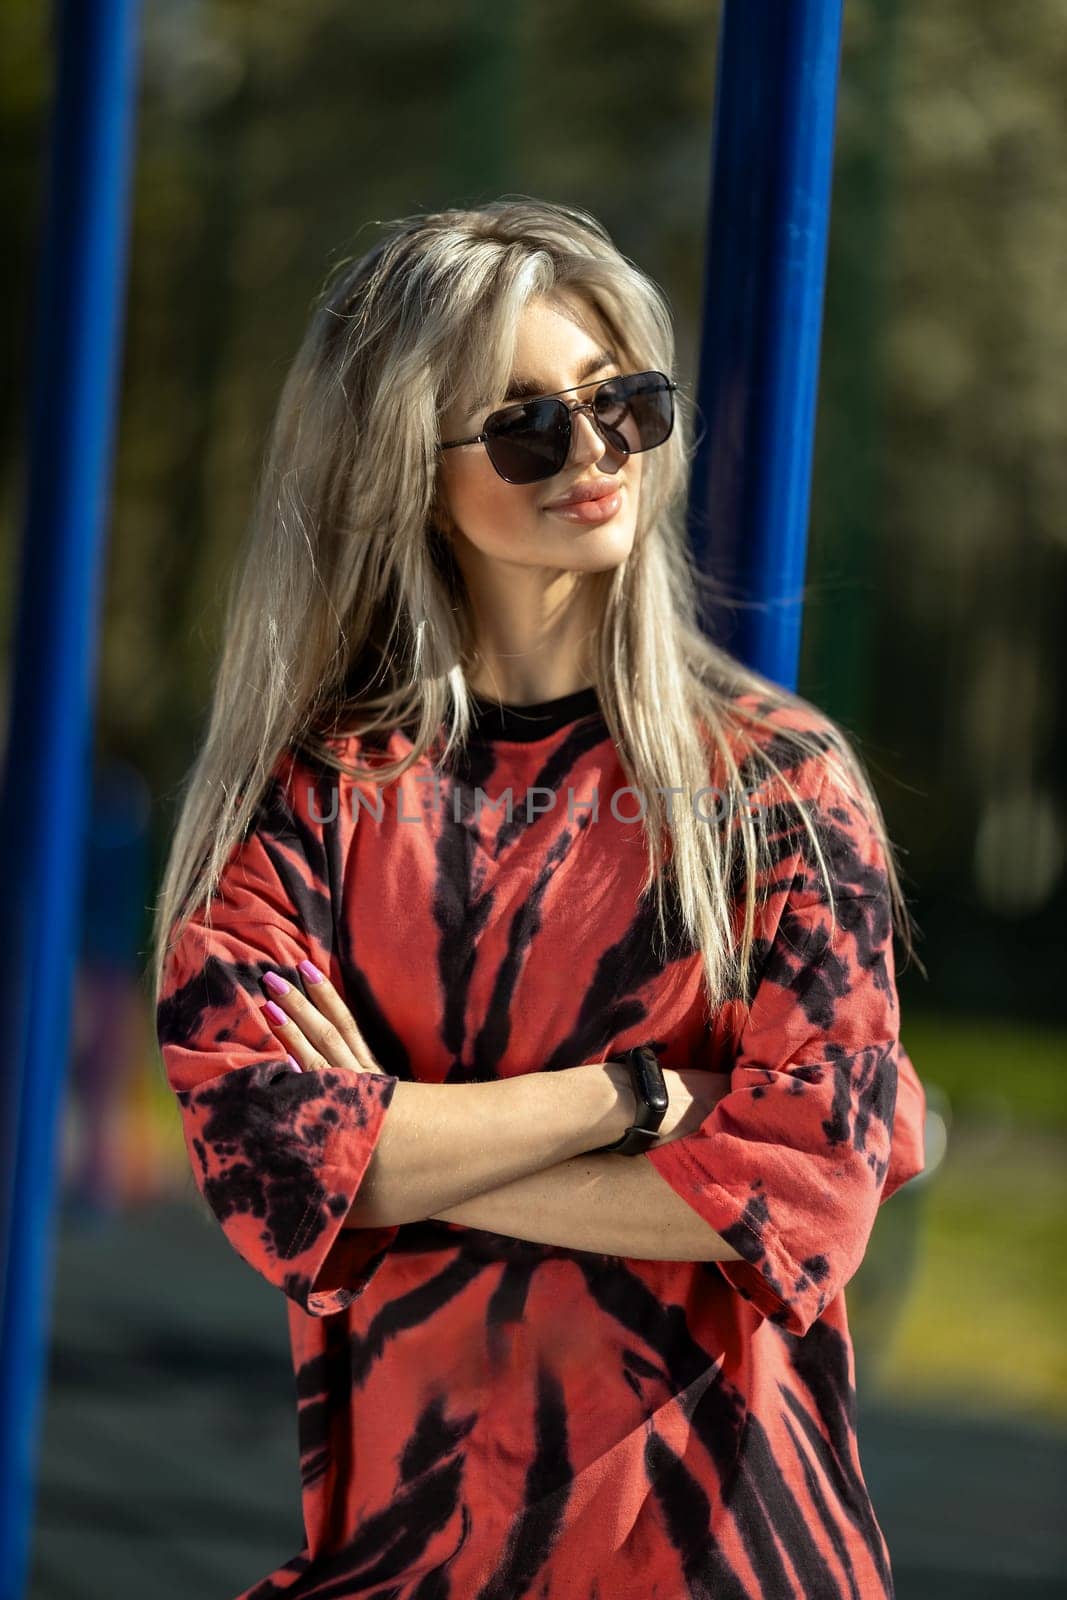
[435, 292, 643, 585]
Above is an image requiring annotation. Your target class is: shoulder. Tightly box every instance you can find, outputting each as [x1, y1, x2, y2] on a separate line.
[710, 690, 840, 798]
[279, 726, 397, 802]
[715, 692, 892, 904]
[263, 726, 430, 842]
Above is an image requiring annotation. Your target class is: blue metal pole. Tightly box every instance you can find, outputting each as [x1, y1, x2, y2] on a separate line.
[688, 0, 845, 690]
[0, 2, 140, 1592]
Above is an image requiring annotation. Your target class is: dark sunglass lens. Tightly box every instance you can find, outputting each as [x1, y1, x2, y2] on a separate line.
[595, 372, 674, 455]
[485, 398, 569, 483]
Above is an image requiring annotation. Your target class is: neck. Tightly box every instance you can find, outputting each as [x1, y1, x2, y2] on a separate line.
[462, 576, 598, 706]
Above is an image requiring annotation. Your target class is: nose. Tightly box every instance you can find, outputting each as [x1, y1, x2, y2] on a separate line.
[566, 400, 623, 469]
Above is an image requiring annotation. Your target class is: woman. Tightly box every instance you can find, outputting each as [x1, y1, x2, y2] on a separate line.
[153, 198, 927, 1599]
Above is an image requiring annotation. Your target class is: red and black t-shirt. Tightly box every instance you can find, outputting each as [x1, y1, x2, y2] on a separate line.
[156, 687, 926, 1599]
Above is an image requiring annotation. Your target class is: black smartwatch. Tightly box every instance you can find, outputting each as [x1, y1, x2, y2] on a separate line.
[592, 1045, 669, 1156]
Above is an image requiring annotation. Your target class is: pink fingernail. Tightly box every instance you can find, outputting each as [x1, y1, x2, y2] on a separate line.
[298, 959, 325, 984]
[263, 1000, 288, 1027]
[285, 1053, 303, 1074]
[262, 970, 290, 996]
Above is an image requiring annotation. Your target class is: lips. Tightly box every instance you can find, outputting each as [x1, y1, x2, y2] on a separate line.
[544, 481, 622, 510]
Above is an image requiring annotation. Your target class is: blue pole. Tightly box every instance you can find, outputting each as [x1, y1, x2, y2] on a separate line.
[688, 0, 844, 690]
[0, 2, 140, 1592]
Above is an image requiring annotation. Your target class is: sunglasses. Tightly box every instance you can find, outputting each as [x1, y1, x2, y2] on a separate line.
[436, 369, 678, 485]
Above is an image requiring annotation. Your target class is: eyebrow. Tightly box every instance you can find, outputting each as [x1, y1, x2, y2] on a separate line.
[501, 347, 619, 404]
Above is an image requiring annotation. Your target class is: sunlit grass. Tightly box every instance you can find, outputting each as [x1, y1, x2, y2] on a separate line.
[901, 1011, 1067, 1129]
[875, 1116, 1067, 1422]
[851, 1014, 1067, 1425]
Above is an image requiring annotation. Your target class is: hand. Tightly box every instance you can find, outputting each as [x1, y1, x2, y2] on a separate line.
[597, 1057, 730, 1148]
[259, 959, 389, 1076]
[652, 1066, 732, 1147]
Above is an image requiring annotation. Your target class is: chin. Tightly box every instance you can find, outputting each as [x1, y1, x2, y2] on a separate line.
[560, 520, 636, 570]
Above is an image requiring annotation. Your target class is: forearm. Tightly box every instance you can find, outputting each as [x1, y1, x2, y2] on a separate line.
[343, 1066, 630, 1229]
[430, 1151, 745, 1261]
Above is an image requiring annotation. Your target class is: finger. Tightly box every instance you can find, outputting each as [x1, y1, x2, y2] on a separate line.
[295, 960, 389, 1075]
[259, 971, 365, 1076]
[260, 999, 322, 1073]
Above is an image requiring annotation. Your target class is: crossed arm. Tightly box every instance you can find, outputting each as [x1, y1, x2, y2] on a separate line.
[337, 1055, 743, 1262]
[430, 1151, 743, 1261]
[335, 1072, 743, 1262]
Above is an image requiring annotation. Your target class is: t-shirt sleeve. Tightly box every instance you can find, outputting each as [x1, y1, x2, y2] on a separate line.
[155, 765, 400, 1319]
[645, 754, 927, 1337]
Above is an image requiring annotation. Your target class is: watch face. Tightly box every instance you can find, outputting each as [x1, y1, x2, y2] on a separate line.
[631, 1047, 669, 1114]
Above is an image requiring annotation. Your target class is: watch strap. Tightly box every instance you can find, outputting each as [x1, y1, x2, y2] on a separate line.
[592, 1045, 668, 1157]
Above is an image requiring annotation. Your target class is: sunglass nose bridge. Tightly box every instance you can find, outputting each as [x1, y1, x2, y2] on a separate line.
[564, 396, 628, 458]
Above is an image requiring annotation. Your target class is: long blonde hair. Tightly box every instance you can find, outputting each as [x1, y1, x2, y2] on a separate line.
[149, 197, 922, 1014]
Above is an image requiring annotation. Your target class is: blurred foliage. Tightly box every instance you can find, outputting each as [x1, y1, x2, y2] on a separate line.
[1, 0, 1064, 1010]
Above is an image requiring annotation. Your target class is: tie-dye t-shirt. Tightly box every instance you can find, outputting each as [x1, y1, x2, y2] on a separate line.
[156, 686, 926, 1599]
